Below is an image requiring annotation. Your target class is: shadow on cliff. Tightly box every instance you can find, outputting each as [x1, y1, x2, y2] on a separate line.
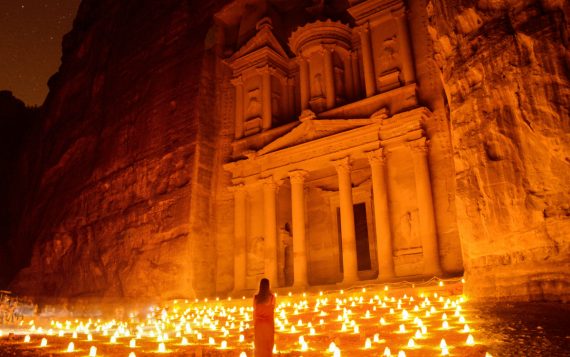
[0, 90, 41, 289]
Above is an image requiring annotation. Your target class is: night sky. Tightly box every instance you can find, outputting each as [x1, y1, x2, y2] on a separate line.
[0, 0, 80, 106]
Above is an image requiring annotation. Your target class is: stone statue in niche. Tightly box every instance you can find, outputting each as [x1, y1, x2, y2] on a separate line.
[312, 73, 325, 98]
[271, 92, 280, 119]
[245, 89, 261, 119]
[334, 66, 345, 102]
[400, 210, 420, 246]
[247, 235, 265, 275]
[379, 37, 400, 73]
[377, 36, 402, 91]
[279, 223, 293, 286]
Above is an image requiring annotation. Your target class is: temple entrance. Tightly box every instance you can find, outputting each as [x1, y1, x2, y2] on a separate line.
[337, 202, 372, 274]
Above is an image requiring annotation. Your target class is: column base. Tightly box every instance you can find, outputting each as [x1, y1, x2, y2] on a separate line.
[340, 275, 359, 286]
[231, 289, 246, 298]
[424, 269, 443, 278]
[376, 272, 396, 282]
[291, 282, 309, 291]
[424, 261, 444, 278]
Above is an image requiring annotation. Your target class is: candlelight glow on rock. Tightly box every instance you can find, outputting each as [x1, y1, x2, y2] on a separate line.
[0, 0, 568, 355]
[0, 279, 498, 356]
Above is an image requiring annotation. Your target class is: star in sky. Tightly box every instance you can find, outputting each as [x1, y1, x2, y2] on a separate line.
[0, 0, 80, 106]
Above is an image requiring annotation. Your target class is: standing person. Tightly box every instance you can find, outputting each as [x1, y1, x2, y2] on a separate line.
[253, 278, 275, 356]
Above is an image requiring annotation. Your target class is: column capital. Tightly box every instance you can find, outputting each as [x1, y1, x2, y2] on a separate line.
[297, 52, 311, 62]
[230, 76, 244, 87]
[289, 170, 308, 184]
[407, 137, 429, 155]
[321, 44, 337, 53]
[260, 176, 281, 191]
[355, 22, 370, 34]
[332, 157, 352, 174]
[366, 148, 386, 165]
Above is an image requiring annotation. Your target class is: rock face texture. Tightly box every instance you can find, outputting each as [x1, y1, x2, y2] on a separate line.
[428, 0, 570, 300]
[4, 0, 569, 301]
[8, 0, 230, 299]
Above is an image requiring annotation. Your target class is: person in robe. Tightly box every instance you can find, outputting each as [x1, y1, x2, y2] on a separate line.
[253, 278, 275, 356]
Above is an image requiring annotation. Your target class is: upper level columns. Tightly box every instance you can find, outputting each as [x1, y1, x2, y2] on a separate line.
[351, 51, 362, 99]
[343, 52, 355, 100]
[356, 24, 375, 97]
[408, 138, 442, 276]
[231, 76, 244, 139]
[298, 57, 310, 111]
[323, 47, 336, 110]
[231, 184, 247, 292]
[367, 149, 395, 280]
[289, 170, 309, 288]
[333, 157, 359, 284]
[394, 7, 416, 85]
[260, 66, 272, 130]
[261, 176, 280, 286]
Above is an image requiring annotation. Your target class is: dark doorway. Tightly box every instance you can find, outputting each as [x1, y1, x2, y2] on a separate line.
[337, 202, 372, 272]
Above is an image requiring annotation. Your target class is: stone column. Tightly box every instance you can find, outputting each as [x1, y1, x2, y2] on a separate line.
[289, 170, 309, 288]
[287, 77, 296, 119]
[261, 66, 272, 130]
[367, 149, 395, 280]
[262, 176, 279, 286]
[231, 76, 244, 139]
[231, 184, 247, 292]
[394, 8, 416, 85]
[351, 51, 362, 99]
[357, 24, 376, 97]
[408, 138, 442, 276]
[343, 53, 354, 100]
[323, 47, 336, 109]
[333, 157, 359, 284]
[298, 57, 310, 111]
[281, 77, 290, 120]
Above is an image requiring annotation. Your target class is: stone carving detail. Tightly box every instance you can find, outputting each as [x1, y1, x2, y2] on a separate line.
[289, 170, 308, 184]
[248, 236, 265, 275]
[332, 157, 352, 174]
[279, 224, 293, 286]
[399, 210, 420, 248]
[366, 149, 386, 165]
[6, 0, 563, 304]
[379, 37, 400, 73]
[377, 37, 402, 91]
[245, 89, 261, 119]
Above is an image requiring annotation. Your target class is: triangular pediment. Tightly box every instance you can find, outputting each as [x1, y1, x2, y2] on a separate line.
[257, 117, 381, 155]
[228, 18, 288, 62]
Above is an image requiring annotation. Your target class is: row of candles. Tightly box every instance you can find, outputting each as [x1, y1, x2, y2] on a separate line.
[0, 280, 493, 356]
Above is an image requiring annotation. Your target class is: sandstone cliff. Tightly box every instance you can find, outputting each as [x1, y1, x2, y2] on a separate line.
[5, 0, 570, 302]
[428, 0, 570, 300]
[8, 0, 230, 299]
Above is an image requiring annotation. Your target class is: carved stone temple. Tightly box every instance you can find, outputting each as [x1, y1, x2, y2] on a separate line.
[221, 0, 462, 291]
[5, 0, 568, 302]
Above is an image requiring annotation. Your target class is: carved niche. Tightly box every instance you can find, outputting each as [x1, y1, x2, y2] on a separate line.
[226, 17, 293, 139]
[289, 20, 353, 114]
[349, 0, 416, 94]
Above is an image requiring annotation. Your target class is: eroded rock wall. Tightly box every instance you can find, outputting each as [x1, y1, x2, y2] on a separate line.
[429, 0, 570, 300]
[10, 0, 229, 300]
[6, 0, 569, 302]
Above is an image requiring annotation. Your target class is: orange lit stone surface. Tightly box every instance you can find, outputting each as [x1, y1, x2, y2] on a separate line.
[2, 0, 568, 305]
